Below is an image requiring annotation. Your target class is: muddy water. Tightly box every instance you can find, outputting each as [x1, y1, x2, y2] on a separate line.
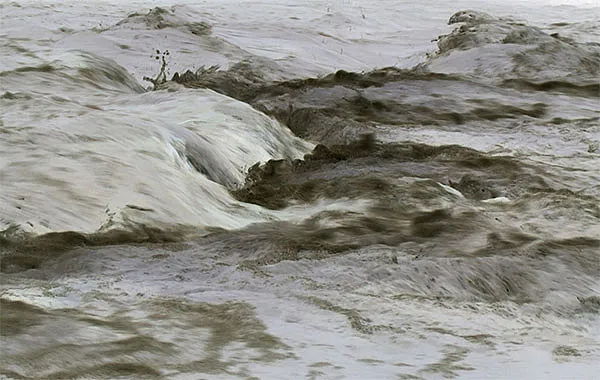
[1, 2, 599, 379]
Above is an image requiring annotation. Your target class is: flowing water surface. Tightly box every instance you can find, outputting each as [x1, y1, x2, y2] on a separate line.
[1, 1, 599, 379]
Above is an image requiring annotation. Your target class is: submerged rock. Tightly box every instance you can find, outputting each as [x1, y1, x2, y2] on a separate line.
[448, 175, 497, 200]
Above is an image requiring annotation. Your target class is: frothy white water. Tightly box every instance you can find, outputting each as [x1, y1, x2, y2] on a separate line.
[423, 9, 599, 87]
[1, 1, 599, 379]
[3, 238, 599, 379]
[1, 51, 314, 235]
[3, 0, 597, 83]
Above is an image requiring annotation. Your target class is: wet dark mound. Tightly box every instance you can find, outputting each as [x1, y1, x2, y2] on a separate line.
[116, 6, 211, 35]
[430, 10, 600, 89]
[449, 174, 498, 200]
[204, 136, 545, 258]
[231, 134, 543, 209]
[437, 10, 549, 54]
[173, 63, 454, 102]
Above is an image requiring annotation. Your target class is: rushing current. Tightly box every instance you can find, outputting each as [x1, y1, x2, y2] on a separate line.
[1, 0, 599, 379]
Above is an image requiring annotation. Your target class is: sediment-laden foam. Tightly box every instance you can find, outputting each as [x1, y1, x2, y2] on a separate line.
[425, 10, 600, 90]
[115, 6, 212, 36]
[2, 4, 599, 378]
[172, 61, 595, 151]
[0, 296, 292, 379]
[1, 8, 596, 249]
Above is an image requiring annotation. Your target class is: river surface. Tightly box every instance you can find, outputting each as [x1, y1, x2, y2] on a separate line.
[1, 1, 599, 379]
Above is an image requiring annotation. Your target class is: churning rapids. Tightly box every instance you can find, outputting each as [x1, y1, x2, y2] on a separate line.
[1, 1, 599, 379]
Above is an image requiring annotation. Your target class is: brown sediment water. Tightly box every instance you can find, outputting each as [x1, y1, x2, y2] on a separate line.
[1, 2, 599, 379]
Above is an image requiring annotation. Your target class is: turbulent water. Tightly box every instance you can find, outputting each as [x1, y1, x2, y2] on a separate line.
[1, 1, 599, 379]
